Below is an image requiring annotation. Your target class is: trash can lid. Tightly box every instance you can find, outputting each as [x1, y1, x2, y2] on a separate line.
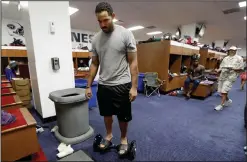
[49, 88, 88, 104]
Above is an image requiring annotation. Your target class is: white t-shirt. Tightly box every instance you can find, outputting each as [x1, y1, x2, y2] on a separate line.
[219, 54, 244, 81]
[89, 59, 100, 81]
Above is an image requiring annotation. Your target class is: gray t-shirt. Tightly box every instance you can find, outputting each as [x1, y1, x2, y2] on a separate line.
[92, 25, 137, 86]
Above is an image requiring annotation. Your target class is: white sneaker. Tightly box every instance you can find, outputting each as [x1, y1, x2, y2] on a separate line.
[57, 145, 74, 158]
[57, 143, 68, 152]
[214, 104, 224, 111]
[224, 99, 232, 107]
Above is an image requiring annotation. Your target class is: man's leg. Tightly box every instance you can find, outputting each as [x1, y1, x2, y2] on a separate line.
[100, 116, 113, 148]
[215, 80, 233, 111]
[220, 93, 228, 105]
[118, 121, 128, 145]
[223, 81, 233, 106]
[184, 77, 191, 97]
[241, 79, 246, 90]
[116, 83, 132, 155]
[118, 118, 131, 155]
[97, 84, 114, 149]
[215, 80, 224, 111]
[187, 79, 200, 97]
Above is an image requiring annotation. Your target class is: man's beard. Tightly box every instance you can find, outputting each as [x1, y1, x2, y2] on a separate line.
[102, 23, 114, 33]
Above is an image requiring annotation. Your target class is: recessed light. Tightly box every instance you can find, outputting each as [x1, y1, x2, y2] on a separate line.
[239, 1, 246, 7]
[2, 1, 9, 4]
[147, 31, 163, 35]
[113, 19, 118, 23]
[128, 26, 144, 31]
[245, 16, 246, 20]
[69, 7, 79, 16]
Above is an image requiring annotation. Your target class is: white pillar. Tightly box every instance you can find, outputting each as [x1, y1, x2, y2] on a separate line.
[21, 1, 75, 119]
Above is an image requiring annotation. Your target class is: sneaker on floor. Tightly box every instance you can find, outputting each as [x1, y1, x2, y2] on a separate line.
[57, 145, 74, 158]
[224, 99, 232, 107]
[214, 105, 224, 111]
[57, 143, 68, 152]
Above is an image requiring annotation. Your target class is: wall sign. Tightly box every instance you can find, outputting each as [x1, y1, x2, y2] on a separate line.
[71, 32, 94, 43]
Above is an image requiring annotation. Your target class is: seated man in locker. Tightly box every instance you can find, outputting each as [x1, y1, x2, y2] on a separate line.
[4, 61, 18, 81]
[184, 54, 205, 99]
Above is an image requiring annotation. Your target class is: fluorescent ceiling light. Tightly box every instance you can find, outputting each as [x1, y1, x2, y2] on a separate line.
[20, 1, 28, 8]
[147, 31, 163, 35]
[128, 26, 144, 31]
[239, 1, 246, 7]
[69, 6, 79, 15]
[2, 1, 9, 4]
[245, 16, 246, 20]
[113, 19, 118, 23]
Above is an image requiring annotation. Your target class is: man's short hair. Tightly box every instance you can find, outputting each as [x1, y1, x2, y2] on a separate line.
[191, 53, 200, 61]
[95, 2, 113, 16]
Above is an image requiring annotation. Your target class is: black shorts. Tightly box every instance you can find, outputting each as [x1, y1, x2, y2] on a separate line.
[97, 82, 132, 122]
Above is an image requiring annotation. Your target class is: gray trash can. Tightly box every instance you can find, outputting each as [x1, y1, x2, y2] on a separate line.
[49, 88, 94, 145]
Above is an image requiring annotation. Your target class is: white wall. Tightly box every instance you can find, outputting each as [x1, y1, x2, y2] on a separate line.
[2, 18, 95, 50]
[21, 1, 76, 118]
[238, 48, 246, 57]
[181, 23, 197, 38]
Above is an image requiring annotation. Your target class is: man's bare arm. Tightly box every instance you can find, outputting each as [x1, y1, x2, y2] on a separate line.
[87, 56, 99, 88]
[193, 67, 205, 80]
[127, 52, 138, 89]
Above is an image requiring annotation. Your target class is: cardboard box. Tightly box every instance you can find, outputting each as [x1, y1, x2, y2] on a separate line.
[11, 79, 30, 91]
[19, 95, 31, 102]
[16, 89, 31, 98]
[22, 101, 32, 109]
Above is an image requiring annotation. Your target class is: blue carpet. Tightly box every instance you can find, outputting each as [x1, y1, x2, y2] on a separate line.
[31, 79, 246, 161]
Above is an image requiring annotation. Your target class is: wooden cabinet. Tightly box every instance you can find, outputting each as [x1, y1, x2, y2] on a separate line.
[170, 45, 182, 55]
[201, 49, 226, 70]
[2, 108, 39, 161]
[169, 55, 182, 74]
[1, 49, 27, 57]
[166, 76, 181, 91]
[1, 48, 91, 79]
[182, 47, 192, 56]
[77, 52, 89, 58]
[72, 52, 77, 58]
[138, 41, 227, 92]
[2, 49, 8, 57]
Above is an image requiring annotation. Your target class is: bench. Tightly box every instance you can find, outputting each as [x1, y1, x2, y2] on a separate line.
[2, 83, 12, 89]
[1, 108, 39, 161]
[1, 88, 16, 96]
[1, 95, 23, 110]
[190, 81, 217, 98]
[1, 79, 10, 83]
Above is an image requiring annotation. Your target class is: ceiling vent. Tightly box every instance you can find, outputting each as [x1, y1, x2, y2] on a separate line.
[222, 8, 241, 14]
[146, 26, 157, 29]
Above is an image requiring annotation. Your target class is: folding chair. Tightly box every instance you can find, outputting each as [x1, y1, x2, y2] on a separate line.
[143, 72, 165, 97]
